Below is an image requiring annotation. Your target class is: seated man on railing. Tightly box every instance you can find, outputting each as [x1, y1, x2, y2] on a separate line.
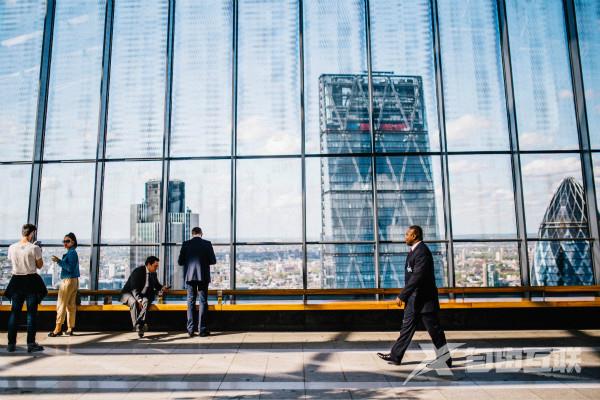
[120, 256, 169, 338]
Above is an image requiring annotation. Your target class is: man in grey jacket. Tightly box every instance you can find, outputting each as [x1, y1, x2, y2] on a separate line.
[178, 227, 216, 337]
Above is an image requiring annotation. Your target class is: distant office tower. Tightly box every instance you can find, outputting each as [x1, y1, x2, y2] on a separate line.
[532, 177, 594, 286]
[130, 180, 198, 277]
[319, 74, 444, 288]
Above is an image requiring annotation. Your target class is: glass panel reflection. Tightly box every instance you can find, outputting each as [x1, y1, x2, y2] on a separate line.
[528, 240, 593, 286]
[370, 0, 440, 151]
[237, 0, 300, 155]
[41, 246, 91, 289]
[236, 245, 302, 289]
[0, 0, 46, 161]
[306, 157, 374, 242]
[168, 160, 231, 243]
[166, 245, 229, 290]
[106, 0, 167, 158]
[0, 165, 31, 243]
[171, 0, 232, 156]
[303, 0, 368, 153]
[506, 0, 579, 150]
[236, 158, 301, 242]
[308, 244, 375, 289]
[99, 245, 159, 290]
[37, 162, 95, 245]
[101, 161, 163, 244]
[454, 242, 520, 287]
[380, 243, 447, 288]
[438, 0, 509, 150]
[575, 0, 600, 148]
[44, 0, 105, 160]
[448, 155, 517, 238]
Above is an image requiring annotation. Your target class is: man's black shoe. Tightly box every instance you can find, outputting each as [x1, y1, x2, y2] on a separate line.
[137, 324, 145, 338]
[187, 332, 195, 338]
[377, 352, 399, 365]
[199, 331, 210, 337]
[7, 344, 16, 353]
[27, 343, 44, 353]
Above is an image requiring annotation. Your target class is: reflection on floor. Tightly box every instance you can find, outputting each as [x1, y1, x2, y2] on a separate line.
[1, 330, 599, 399]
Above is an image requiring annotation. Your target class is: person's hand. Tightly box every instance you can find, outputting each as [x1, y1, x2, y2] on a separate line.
[395, 296, 403, 307]
[161, 285, 169, 294]
[137, 299, 143, 309]
[51, 255, 60, 263]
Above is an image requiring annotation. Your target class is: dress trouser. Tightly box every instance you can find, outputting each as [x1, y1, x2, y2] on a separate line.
[7, 293, 38, 345]
[390, 302, 448, 363]
[122, 293, 150, 329]
[186, 281, 209, 334]
[55, 277, 79, 332]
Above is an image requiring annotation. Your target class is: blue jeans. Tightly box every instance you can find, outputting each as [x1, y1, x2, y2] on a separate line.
[8, 293, 38, 345]
[186, 281, 209, 334]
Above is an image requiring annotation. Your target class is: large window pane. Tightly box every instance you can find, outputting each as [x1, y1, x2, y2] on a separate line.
[37, 162, 95, 245]
[529, 240, 593, 286]
[106, 0, 167, 158]
[448, 155, 517, 238]
[438, 0, 509, 151]
[168, 160, 231, 243]
[370, 0, 440, 151]
[237, 0, 300, 155]
[0, 165, 31, 243]
[506, 0, 579, 150]
[521, 154, 586, 237]
[170, 0, 232, 157]
[575, 0, 600, 149]
[236, 158, 301, 242]
[380, 243, 447, 288]
[303, 0, 368, 154]
[99, 245, 159, 289]
[44, 0, 105, 160]
[101, 161, 163, 244]
[454, 242, 520, 287]
[236, 245, 302, 289]
[0, 0, 45, 161]
[376, 156, 444, 241]
[306, 156, 374, 242]
[41, 246, 91, 289]
[167, 245, 229, 290]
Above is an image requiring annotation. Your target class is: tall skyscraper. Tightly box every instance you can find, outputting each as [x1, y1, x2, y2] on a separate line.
[532, 177, 594, 286]
[130, 180, 198, 276]
[319, 74, 444, 288]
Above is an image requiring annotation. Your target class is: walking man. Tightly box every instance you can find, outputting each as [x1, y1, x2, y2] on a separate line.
[377, 225, 452, 368]
[178, 227, 216, 337]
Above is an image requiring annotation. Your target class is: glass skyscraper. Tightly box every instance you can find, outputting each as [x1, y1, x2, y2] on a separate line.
[319, 74, 444, 288]
[532, 178, 594, 286]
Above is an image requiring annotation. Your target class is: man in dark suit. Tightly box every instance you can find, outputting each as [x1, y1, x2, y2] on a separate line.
[377, 225, 452, 368]
[121, 256, 168, 337]
[178, 227, 216, 337]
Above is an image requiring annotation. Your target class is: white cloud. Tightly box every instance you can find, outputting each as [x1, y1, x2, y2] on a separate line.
[237, 116, 299, 154]
[1, 30, 42, 47]
[559, 89, 573, 99]
[519, 131, 554, 148]
[446, 114, 492, 142]
[522, 156, 580, 177]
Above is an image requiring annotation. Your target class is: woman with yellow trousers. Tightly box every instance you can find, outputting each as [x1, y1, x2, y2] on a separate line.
[48, 233, 80, 337]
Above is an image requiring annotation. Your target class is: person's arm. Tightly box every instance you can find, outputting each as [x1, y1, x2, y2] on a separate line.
[399, 253, 429, 302]
[130, 269, 143, 300]
[34, 245, 43, 269]
[57, 251, 78, 275]
[208, 242, 217, 266]
[177, 242, 187, 266]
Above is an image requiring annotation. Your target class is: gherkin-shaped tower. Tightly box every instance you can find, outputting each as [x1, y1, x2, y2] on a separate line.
[532, 177, 594, 286]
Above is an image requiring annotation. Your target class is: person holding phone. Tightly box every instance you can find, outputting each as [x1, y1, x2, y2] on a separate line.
[48, 233, 80, 337]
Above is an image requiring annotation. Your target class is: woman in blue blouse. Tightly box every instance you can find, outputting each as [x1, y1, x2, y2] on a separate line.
[48, 233, 80, 337]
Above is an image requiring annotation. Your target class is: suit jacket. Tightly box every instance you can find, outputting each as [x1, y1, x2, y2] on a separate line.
[398, 242, 440, 313]
[178, 237, 217, 284]
[120, 266, 163, 302]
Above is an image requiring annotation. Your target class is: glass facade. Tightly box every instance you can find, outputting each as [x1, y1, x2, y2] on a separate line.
[1, 0, 599, 292]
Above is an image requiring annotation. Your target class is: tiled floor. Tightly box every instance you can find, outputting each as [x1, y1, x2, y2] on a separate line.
[0, 330, 599, 399]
